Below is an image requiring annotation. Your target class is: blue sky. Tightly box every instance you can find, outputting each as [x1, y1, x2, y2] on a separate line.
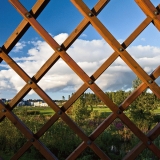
[0, 0, 160, 100]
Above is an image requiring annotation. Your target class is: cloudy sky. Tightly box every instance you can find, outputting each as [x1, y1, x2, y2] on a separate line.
[0, 0, 160, 100]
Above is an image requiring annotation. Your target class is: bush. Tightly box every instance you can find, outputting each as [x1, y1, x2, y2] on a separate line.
[16, 109, 40, 116]
[153, 114, 160, 123]
[26, 110, 40, 115]
[1, 107, 159, 159]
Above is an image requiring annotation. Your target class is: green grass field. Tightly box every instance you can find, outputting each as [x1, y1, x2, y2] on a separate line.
[2, 106, 160, 160]
[39, 108, 55, 115]
[18, 106, 160, 116]
[28, 106, 111, 115]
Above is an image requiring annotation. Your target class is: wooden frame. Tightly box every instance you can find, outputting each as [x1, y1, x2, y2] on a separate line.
[0, 0, 159, 159]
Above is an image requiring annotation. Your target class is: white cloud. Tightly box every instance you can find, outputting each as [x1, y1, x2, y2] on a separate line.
[12, 41, 26, 52]
[80, 33, 87, 38]
[68, 39, 113, 63]
[0, 33, 160, 99]
[127, 45, 160, 72]
[127, 45, 160, 58]
[53, 33, 69, 44]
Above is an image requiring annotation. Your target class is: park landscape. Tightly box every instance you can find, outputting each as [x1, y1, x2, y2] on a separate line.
[0, 78, 160, 160]
[1, 0, 160, 159]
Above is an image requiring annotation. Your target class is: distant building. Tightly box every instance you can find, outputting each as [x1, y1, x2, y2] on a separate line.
[40, 102, 48, 107]
[33, 101, 48, 107]
[0, 98, 51, 107]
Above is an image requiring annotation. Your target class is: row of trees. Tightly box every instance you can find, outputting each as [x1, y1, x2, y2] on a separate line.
[70, 77, 160, 128]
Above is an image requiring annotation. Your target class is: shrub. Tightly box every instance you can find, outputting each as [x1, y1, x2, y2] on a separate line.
[26, 110, 40, 115]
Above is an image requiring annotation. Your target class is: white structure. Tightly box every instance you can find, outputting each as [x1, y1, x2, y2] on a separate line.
[33, 101, 48, 107]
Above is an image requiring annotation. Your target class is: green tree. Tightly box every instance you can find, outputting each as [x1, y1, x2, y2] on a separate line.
[72, 94, 92, 126]
[132, 76, 142, 90]
[129, 77, 157, 131]
[106, 91, 130, 106]
[85, 93, 94, 110]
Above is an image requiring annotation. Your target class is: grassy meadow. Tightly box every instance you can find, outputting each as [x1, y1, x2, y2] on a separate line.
[0, 105, 160, 160]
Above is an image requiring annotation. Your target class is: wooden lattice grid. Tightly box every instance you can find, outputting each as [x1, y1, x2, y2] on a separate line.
[0, 0, 160, 159]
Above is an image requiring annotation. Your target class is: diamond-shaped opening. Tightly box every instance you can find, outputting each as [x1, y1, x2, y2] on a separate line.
[65, 90, 94, 135]
[37, 59, 84, 101]
[126, 24, 160, 74]
[37, 0, 84, 37]
[13, 107, 55, 133]
[0, 118, 27, 159]
[127, 88, 158, 134]
[153, 135, 160, 149]
[76, 147, 101, 160]
[20, 145, 46, 160]
[95, 57, 136, 107]
[95, 118, 141, 159]
[10, 26, 51, 54]
[68, 26, 114, 76]
[128, 22, 160, 47]
[79, 24, 104, 40]
[10, 32, 54, 78]
[13, 90, 56, 134]
[39, 119, 82, 159]
[65, 88, 112, 136]
[0, 62, 26, 100]
[136, 148, 159, 160]
[97, 0, 146, 41]
[13, 110, 52, 134]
